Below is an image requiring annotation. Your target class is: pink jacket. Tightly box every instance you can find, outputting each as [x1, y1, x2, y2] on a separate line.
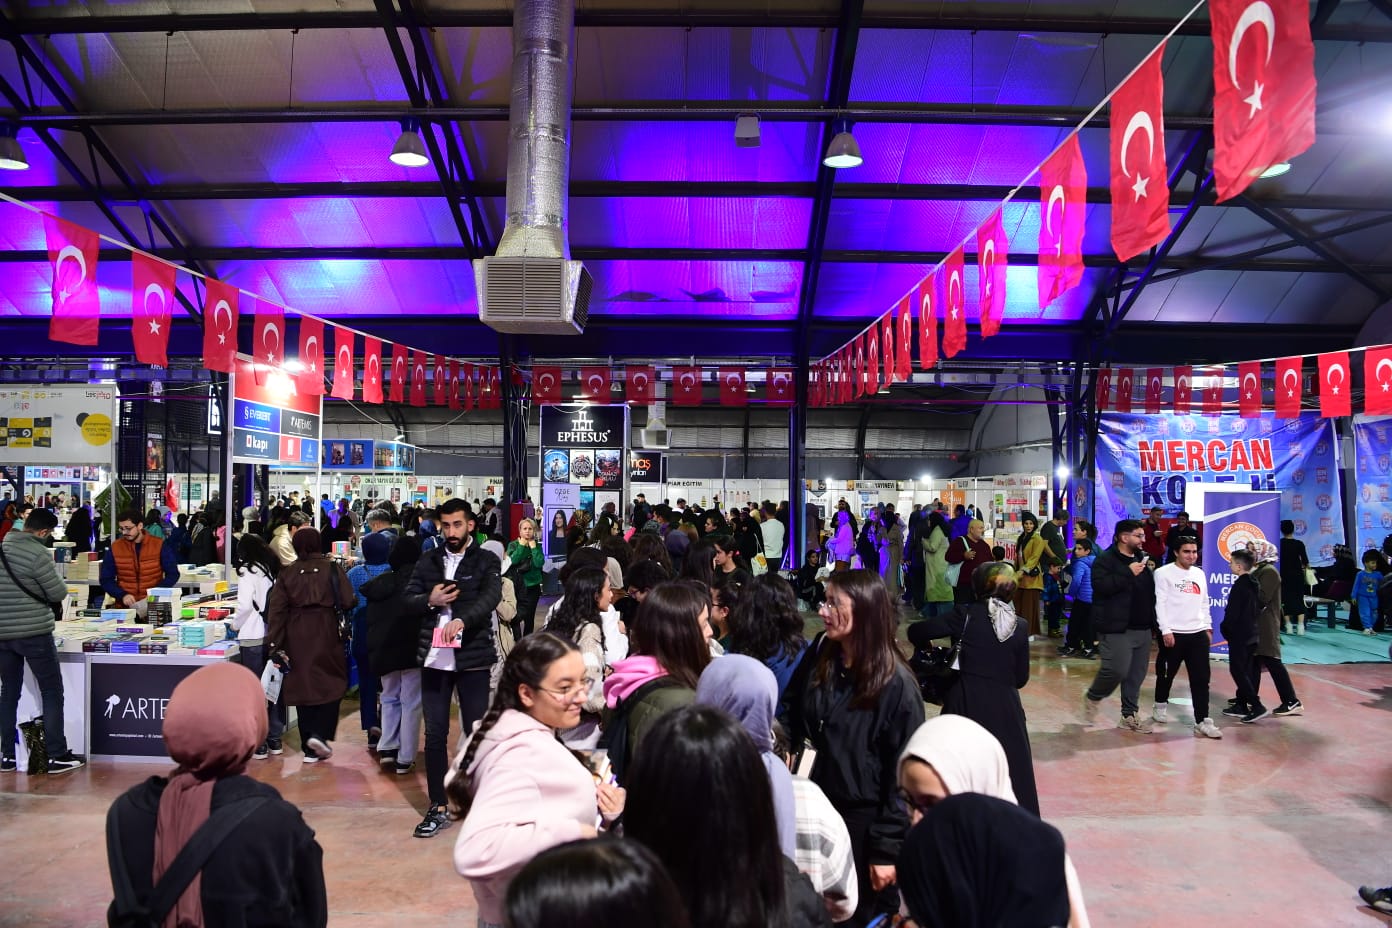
[450, 709, 597, 924]
[602, 654, 667, 709]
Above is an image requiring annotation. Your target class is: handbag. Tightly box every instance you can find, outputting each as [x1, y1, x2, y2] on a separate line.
[944, 539, 964, 587]
[909, 609, 971, 706]
[752, 553, 769, 576]
[327, 563, 352, 643]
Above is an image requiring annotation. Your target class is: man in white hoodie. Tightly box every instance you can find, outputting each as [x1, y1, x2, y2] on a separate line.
[1152, 540, 1221, 739]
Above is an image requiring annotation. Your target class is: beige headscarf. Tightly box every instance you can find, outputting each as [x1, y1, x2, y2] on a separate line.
[898, 715, 1017, 802]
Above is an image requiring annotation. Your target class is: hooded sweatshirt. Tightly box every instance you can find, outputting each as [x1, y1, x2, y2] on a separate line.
[694, 655, 798, 860]
[449, 709, 596, 925]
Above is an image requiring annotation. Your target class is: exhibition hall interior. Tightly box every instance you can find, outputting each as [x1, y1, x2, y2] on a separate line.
[2, 0, 1392, 925]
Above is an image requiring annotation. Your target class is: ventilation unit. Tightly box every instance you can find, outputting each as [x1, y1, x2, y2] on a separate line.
[476, 258, 592, 335]
[639, 416, 670, 450]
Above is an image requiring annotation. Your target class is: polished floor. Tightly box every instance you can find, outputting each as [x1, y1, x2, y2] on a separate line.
[2, 635, 1391, 927]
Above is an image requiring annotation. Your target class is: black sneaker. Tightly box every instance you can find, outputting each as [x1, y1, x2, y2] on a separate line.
[1226, 697, 1244, 707]
[394, 761, 415, 776]
[413, 805, 451, 838]
[0, 757, 15, 773]
[46, 753, 86, 775]
[1359, 885, 1392, 913]
[367, 726, 382, 751]
[1057, 646, 1076, 657]
[1241, 705, 1272, 724]
[266, 739, 283, 755]
[1221, 704, 1249, 719]
[1274, 700, 1304, 717]
[253, 743, 269, 760]
[1082, 648, 1099, 659]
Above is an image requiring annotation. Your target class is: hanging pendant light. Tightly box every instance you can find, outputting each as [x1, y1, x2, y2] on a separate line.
[822, 119, 862, 169]
[390, 118, 430, 168]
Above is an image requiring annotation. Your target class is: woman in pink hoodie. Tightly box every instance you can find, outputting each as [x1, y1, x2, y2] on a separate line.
[446, 633, 625, 928]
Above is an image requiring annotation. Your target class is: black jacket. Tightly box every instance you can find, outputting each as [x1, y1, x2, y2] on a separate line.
[1090, 544, 1158, 635]
[362, 565, 425, 676]
[106, 775, 326, 928]
[404, 540, 502, 671]
[784, 856, 834, 928]
[1221, 573, 1261, 647]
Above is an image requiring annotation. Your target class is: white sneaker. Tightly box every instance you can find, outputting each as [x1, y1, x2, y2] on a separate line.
[1152, 703, 1168, 723]
[1082, 694, 1102, 725]
[1194, 718, 1223, 739]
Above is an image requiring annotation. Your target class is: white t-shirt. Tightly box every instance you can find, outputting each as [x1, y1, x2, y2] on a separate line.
[1153, 562, 1210, 635]
[761, 518, 786, 562]
[424, 548, 466, 671]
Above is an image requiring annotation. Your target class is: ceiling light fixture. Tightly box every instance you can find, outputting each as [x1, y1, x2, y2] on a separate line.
[822, 118, 863, 169]
[0, 123, 28, 171]
[734, 113, 760, 148]
[389, 118, 430, 168]
[1258, 162, 1291, 179]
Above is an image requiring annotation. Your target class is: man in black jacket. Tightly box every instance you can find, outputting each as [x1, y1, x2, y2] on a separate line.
[403, 498, 501, 838]
[1083, 519, 1159, 733]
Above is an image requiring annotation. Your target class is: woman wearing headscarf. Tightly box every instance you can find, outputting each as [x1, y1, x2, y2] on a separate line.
[265, 527, 356, 764]
[103, 662, 327, 927]
[896, 793, 1070, 928]
[694, 655, 797, 860]
[1013, 511, 1048, 636]
[905, 561, 1038, 815]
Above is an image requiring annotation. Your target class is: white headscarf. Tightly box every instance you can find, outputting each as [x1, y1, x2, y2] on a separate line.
[481, 538, 511, 575]
[897, 715, 1017, 802]
[987, 596, 1020, 643]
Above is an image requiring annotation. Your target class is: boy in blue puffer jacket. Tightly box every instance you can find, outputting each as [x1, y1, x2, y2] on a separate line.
[1061, 538, 1097, 657]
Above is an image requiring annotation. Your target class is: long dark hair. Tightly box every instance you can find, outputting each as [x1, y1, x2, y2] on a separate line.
[729, 573, 805, 664]
[624, 705, 788, 928]
[819, 569, 905, 708]
[629, 532, 673, 574]
[711, 534, 748, 572]
[505, 837, 692, 928]
[681, 538, 718, 588]
[549, 567, 608, 647]
[631, 581, 711, 689]
[235, 533, 280, 580]
[446, 633, 582, 819]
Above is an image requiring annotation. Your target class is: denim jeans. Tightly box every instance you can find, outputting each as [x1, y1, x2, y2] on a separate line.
[351, 611, 379, 731]
[237, 643, 287, 742]
[0, 634, 69, 759]
[378, 668, 422, 763]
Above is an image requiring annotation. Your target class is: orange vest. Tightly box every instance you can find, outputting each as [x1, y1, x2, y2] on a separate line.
[112, 535, 166, 600]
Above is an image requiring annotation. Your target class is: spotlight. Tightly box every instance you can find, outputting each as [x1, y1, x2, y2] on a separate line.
[734, 113, 760, 148]
[822, 119, 862, 169]
[389, 119, 430, 168]
[1257, 162, 1291, 179]
[1055, 465, 1071, 479]
[0, 124, 28, 171]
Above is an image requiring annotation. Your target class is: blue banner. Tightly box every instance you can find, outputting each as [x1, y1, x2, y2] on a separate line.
[1199, 489, 1281, 654]
[1094, 413, 1342, 565]
[1352, 417, 1392, 556]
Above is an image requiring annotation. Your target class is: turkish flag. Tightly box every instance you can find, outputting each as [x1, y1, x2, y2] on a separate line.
[130, 251, 175, 367]
[856, 335, 869, 397]
[330, 326, 355, 400]
[942, 248, 967, 358]
[389, 343, 408, 403]
[1365, 349, 1392, 416]
[626, 366, 656, 405]
[1173, 365, 1193, 414]
[202, 278, 239, 374]
[485, 367, 502, 409]
[1096, 367, 1113, 412]
[1275, 356, 1302, 418]
[719, 367, 747, 406]
[1116, 367, 1134, 414]
[362, 338, 384, 404]
[462, 364, 476, 411]
[533, 366, 562, 404]
[1144, 368, 1164, 414]
[1239, 361, 1263, 418]
[580, 367, 611, 403]
[917, 275, 939, 371]
[902, 299, 913, 384]
[865, 328, 880, 393]
[432, 355, 447, 406]
[296, 317, 324, 396]
[1110, 46, 1171, 261]
[252, 300, 285, 372]
[768, 367, 794, 406]
[1038, 135, 1087, 308]
[44, 214, 101, 346]
[1318, 351, 1351, 418]
[809, 365, 824, 408]
[673, 366, 703, 406]
[977, 211, 1009, 338]
[1202, 370, 1224, 416]
[448, 360, 462, 411]
[880, 313, 896, 386]
[410, 350, 427, 407]
[1211, 0, 1317, 202]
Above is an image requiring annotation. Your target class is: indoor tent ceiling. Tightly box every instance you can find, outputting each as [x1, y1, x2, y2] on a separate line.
[0, 0, 1390, 368]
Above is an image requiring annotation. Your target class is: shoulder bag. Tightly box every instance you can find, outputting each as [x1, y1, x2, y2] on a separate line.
[943, 537, 964, 587]
[327, 563, 352, 643]
[909, 608, 971, 706]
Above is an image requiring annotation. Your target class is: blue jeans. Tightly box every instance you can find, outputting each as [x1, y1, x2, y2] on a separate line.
[351, 611, 379, 732]
[237, 643, 287, 742]
[0, 634, 69, 759]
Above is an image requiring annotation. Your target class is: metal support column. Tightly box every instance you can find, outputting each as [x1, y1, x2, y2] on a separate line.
[500, 337, 530, 528]
[788, 387, 808, 572]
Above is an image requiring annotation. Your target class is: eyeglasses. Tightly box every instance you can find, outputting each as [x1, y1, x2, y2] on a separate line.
[537, 678, 595, 700]
[895, 788, 939, 818]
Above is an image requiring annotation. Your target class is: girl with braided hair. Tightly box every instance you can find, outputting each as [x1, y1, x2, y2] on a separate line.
[446, 633, 626, 928]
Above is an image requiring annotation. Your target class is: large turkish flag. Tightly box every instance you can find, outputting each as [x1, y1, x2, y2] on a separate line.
[977, 211, 1008, 338]
[44, 214, 101, 346]
[130, 251, 175, 367]
[1110, 46, 1172, 261]
[1038, 136, 1087, 308]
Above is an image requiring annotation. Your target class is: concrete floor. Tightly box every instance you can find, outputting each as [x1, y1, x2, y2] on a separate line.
[3, 638, 1392, 927]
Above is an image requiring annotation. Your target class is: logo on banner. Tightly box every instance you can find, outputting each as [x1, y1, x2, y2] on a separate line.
[1316, 494, 1333, 511]
[1216, 521, 1267, 564]
[1292, 469, 1305, 485]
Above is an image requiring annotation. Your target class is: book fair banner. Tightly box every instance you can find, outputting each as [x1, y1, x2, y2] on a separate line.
[0, 385, 116, 465]
[1093, 413, 1343, 565]
[1352, 418, 1392, 556]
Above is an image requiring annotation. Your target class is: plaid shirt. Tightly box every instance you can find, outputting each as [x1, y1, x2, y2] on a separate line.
[792, 776, 858, 923]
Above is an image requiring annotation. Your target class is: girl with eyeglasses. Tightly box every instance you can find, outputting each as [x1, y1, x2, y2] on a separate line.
[547, 567, 613, 749]
[446, 633, 625, 928]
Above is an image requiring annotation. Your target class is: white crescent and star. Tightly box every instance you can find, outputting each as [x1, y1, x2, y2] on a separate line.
[632, 371, 650, 391]
[981, 239, 996, 296]
[337, 344, 351, 371]
[1242, 371, 1259, 398]
[260, 321, 281, 364]
[367, 352, 380, 387]
[1120, 110, 1156, 201]
[921, 291, 933, 324]
[212, 299, 232, 346]
[1046, 186, 1066, 256]
[948, 270, 963, 320]
[588, 374, 606, 394]
[772, 373, 790, 394]
[725, 373, 742, 392]
[1230, 1, 1276, 118]
[143, 283, 166, 335]
[1327, 361, 1346, 394]
[1377, 358, 1392, 393]
[55, 245, 87, 301]
[1282, 366, 1299, 398]
[680, 372, 696, 391]
[539, 372, 556, 393]
[304, 335, 319, 373]
[1177, 374, 1191, 395]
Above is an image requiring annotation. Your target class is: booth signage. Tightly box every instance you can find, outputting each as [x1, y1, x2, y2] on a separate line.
[629, 452, 663, 483]
[540, 405, 626, 447]
[0, 386, 116, 465]
[231, 358, 322, 469]
[540, 405, 628, 491]
[89, 659, 204, 758]
[24, 466, 85, 482]
[1353, 418, 1392, 554]
[322, 439, 416, 473]
[1200, 489, 1281, 654]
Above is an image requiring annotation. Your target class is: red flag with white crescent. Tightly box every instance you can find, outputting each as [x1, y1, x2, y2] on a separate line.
[1038, 136, 1087, 308]
[580, 367, 611, 403]
[767, 367, 794, 406]
[1365, 349, 1392, 417]
[895, 296, 913, 380]
[362, 338, 384, 404]
[1318, 351, 1351, 418]
[296, 317, 324, 396]
[330, 326, 355, 401]
[485, 366, 502, 409]
[865, 327, 880, 393]
[1172, 365, 1193, 415]
[1202, 369, 1224, 416]
[251, 299, 284, 384]
[1144, 368, 1164, 414]
[1110, 46, 1172, 261]
[942, 248, 967, 358]
[673, 366, 703, 406]
[428, 355, 442, 406]
[809, 365, 824, 408]
[44, 214, 101, 347]
[856, 335, 869, 397]
[719, 367, 747, 407]
[917, 275, 938, 371]
[626, 366, 655, 405]
[977, 211, 1008, 338]
[1211, 0, 1316, 202]
[130, 251, 175, 367]
[462, 364, 476, 411]
[202, 278, 239, 374]
[448, 360, 462, 411]
[388, 343, 407, 403]
[410, 350, 427, 407]
[880, 313, 896, 387]
[1238, 361, 1262, 418]
[1275, 356, 1302, 418]
[533, 366, 562, 404]
[1096, 367, 1113, 412]
[1115, 368, 1134, 414]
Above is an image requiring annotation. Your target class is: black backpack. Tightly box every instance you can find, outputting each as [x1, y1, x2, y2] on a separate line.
[598, 676, 680, 787]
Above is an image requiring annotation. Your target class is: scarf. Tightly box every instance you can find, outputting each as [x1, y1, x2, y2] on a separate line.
[987, 596, 1019, 643]
[694, 655, 798, 860]
[898, 714, 1017, 803]
[153, 662, 268, 928]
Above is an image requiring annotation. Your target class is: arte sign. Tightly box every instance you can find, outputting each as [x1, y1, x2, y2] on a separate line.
[1094, 413, 1343, 563]
[88, 658, 206, 758]
[232, 356, 321, 468]
[629, 452, 663, 483]
[0, 386, 116, 465]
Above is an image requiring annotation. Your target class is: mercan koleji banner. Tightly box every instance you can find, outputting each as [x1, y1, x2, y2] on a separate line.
[1352, 417, 1392, 555]
[1094, 413, 1342, 564]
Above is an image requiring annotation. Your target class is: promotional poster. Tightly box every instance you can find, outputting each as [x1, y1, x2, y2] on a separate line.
[1352, 417, 1392, 555]
[1192, 487, 1281, 654]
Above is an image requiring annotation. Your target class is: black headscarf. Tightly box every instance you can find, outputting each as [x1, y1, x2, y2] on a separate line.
[898, 793, 1070, 928]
